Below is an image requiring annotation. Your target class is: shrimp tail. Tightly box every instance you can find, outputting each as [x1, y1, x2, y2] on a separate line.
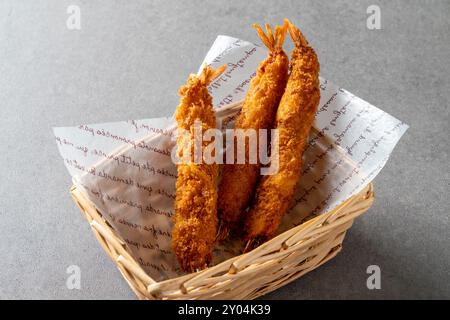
[285, 18, 309, 48]
[253, 20, 288, 52]
[199, 64, 227, 85]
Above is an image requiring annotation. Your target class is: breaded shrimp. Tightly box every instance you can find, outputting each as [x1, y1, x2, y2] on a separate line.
[217, 22, 289, 240]
[172, 65, 226, 272]
[244, 19, 321, 251]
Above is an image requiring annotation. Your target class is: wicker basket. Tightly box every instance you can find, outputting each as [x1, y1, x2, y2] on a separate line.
[70, 181, 374, 300]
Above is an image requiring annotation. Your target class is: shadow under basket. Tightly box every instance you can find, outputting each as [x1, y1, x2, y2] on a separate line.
[70, 183, 374, 299]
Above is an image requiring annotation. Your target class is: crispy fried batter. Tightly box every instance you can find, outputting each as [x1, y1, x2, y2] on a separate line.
[244, 19, 321, 251]
[172, 65, 226, 272]
[217, 22, 289, 241]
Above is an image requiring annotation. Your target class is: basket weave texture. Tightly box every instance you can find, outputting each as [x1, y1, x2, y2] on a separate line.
[70, 182, 374, 300]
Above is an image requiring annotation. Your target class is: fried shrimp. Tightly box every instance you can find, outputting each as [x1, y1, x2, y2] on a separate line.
[243, 19, 321, 252]
[172, 65, 226, 272]
[217, 22, 289, 241]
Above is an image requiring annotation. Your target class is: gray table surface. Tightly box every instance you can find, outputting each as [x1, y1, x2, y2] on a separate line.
[0, 0, 448, 300]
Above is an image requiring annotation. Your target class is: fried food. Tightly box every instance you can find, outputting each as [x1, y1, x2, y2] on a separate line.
[217, 22, 289, 241]
[172, 65, 226, 272]
[243, 19, 321, 251]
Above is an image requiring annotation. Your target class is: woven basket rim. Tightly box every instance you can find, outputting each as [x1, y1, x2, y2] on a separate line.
[70, 182, 374, 296]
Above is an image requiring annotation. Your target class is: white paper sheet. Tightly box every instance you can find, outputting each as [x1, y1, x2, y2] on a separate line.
[54, 36, 408, 281]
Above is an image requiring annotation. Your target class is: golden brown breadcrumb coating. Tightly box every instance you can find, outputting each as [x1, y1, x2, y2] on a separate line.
[217, 22, 289, 241]
[172, 65, 226, 272]
[244, 19, 321, 251]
